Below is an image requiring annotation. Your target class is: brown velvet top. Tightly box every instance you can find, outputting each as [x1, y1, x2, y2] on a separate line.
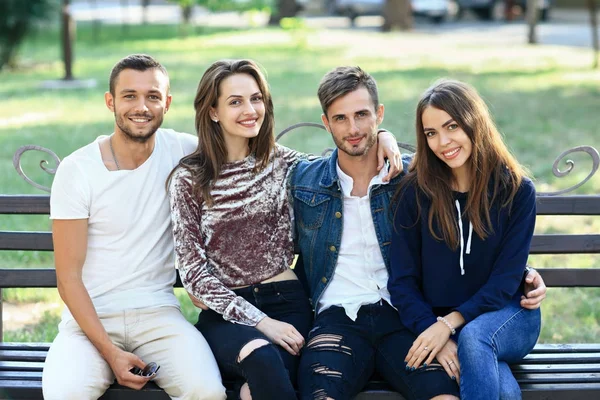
[168, 144, 302, 326]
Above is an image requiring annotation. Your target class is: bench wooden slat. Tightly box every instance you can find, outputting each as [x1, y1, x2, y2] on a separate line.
[0, 343, 50, 352]
[536, 196, 600, 216]
[0, 371, 41, 381]
[512, 364, 600, 373]
[0, 196, 49, 215]
[0, 351, 46, 362]
[0, 269, 57, 288]
[0, 232, 53, 251]
[514, 372, 600, 383]
[1, 195, 599, 216]
[521, 383, 600, 400]
[0, 381, 172, 400]
[1, 267, 598, 288]
[522, 353, 600, 363]
[530, 234, 600, 254]
[0, 361, 44, 371]
[2, 232, 599, 254]
[531, 344, 600, 353]
[537, 268, 600, 287]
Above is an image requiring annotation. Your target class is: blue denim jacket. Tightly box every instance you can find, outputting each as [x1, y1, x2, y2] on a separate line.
[288, 149, 413, 309]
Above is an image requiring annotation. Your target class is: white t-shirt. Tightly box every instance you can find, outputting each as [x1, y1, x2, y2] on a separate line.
[50, 128, 197, 321]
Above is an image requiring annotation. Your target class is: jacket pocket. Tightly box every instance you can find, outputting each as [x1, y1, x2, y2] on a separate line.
[293, 189, 330, 230]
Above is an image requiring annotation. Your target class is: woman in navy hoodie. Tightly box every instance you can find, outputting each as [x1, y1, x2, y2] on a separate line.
[389, 79, 541, 400]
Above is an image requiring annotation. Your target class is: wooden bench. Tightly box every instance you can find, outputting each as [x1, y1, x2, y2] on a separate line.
[1, 134, 600, 399]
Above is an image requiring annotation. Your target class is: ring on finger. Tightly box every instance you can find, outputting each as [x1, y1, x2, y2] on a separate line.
[423, 346, 429, 351]
[448, 361, 455, 365]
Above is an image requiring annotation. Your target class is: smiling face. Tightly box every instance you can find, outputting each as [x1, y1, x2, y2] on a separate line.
[422, 105, 473, 184]
[105, 68, 171, 143]
[322, 86, 383, 159]
[210, 73, 265, 149]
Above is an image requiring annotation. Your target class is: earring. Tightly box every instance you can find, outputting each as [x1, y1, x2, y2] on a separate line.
[212, 118, 219, 123]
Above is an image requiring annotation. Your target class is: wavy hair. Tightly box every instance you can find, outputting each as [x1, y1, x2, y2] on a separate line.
[396, 79, 528, 250]
[167, 59, 275, 206]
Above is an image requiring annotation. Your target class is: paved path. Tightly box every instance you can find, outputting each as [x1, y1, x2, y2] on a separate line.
[68, 1, 599, 49]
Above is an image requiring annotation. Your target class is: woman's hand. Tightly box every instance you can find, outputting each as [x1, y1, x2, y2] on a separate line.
[256, 316, 305, 356]
[436, 339, 461, 383]
[405, 321, 451, 369]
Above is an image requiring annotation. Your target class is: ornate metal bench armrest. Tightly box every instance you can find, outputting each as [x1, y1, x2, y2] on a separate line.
[13, 145, 61, 193]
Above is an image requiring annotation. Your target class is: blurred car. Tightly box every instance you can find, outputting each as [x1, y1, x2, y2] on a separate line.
[327, 0, 453, 24]
[456, 0, 552, 21]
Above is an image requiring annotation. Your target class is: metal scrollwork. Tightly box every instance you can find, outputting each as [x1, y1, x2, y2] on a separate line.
[13, 145, 61, 193]
[276, 122, 327, 142]
[537, 145, 600, 196]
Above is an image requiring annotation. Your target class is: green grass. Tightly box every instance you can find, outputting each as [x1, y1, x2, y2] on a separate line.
[1, 22, 599, 343]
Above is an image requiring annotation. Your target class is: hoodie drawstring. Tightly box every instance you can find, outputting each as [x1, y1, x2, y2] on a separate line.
[455, 200, 473, 276]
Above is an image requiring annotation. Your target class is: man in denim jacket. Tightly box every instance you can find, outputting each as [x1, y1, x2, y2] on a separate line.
[288, 66, 547, 400]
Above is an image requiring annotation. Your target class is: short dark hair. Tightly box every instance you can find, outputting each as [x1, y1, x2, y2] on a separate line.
[109, 54, 169, 96]
[317, 66, 379, 117]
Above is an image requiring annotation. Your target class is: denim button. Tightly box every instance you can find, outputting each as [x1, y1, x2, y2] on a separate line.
[335, 211, 342, 218]
[329, 245, 336, 252]
[321, 277, 328, 283]
[254, 287, 259, 293]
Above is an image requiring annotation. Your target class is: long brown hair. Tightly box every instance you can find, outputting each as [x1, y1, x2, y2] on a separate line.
[167, 59, 275, 206]
[397, 79, 528, 250]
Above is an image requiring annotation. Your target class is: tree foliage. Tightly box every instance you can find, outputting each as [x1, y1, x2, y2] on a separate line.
[0, 0, 56, 70]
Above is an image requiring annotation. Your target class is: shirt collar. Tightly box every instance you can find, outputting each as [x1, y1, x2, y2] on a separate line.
[336, 161, 389, 198]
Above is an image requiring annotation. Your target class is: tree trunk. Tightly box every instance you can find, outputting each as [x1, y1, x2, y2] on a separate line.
[269, 0, 299, 26]
[589, 0, 599, 68]
[120, 0, 129, 35]
[142, 0, 151, 25]
[526, 0, 538, 44]
[61, 0, 74, 80]
[90, 0, 100, 42]
[382, 0, 412, 32]
[0, 21, 29, 69]
[505, 0, 514, 21]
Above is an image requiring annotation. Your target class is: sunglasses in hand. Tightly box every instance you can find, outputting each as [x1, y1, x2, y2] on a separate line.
[130, 362, 160, 377]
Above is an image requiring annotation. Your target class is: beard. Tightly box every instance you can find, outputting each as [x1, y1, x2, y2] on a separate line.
[332, 129, 378, 157]
[114, 111, 163, 143]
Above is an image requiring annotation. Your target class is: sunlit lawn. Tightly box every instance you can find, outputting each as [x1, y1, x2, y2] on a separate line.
[1, 22, 599, 343]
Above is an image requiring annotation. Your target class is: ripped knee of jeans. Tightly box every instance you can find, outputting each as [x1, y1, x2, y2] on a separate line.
[311, 388, 336, 400]
[306, 333, 352, 356]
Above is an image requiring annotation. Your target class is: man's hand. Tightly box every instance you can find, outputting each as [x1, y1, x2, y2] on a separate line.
[435, 339, 461, 384]
[405, 321, 451, 370]
[188, 292, 209, 310]
[377, 130, 402, 182]
[105, 346, 154, 390]
[521, 268, 547, 310]
[256, 316, 305, 356]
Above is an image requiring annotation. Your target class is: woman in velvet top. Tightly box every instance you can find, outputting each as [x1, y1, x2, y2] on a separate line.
[389, 80, 541, 400]
[167, 60, 400, 400]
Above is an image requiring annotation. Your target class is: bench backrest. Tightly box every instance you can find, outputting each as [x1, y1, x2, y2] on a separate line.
[0, 127, 599, 340]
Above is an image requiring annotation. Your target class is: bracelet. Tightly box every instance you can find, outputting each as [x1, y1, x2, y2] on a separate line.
[437, 316, 456, 335]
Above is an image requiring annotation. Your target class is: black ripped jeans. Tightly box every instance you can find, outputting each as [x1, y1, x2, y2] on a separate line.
[196, 280, 313, 400]
[297, 302, 460, 400]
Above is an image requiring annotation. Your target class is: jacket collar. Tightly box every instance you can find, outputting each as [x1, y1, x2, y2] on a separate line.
[320, 149, 340, 188]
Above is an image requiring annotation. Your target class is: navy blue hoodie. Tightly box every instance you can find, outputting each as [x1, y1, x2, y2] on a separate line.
[388, 177, 536, 336]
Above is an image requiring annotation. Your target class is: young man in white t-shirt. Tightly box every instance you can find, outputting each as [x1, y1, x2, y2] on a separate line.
[42, 54, 226, 400]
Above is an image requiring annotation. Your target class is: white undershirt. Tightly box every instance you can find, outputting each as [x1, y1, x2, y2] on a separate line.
[317, 163, 393, 321]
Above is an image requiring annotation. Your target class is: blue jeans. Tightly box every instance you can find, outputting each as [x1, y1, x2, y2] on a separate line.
[458, 298, 541, 400]
[298, 302, 459, 400]
[196, 280, 313, 400]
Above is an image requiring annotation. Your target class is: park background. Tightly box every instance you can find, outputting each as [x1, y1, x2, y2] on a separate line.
[1, 0, 599, 344]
